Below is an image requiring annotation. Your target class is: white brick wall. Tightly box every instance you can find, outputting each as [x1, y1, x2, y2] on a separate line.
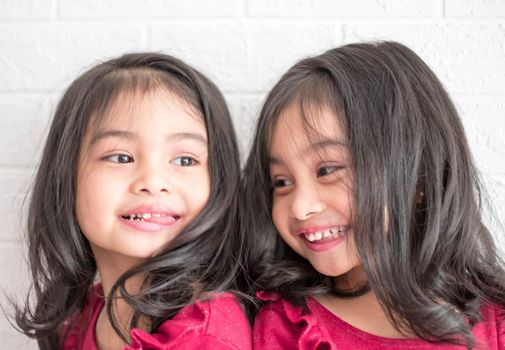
[1, 1, 504, 347]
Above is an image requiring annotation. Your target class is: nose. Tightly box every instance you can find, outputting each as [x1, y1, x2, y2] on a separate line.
[289, 182, 326, 220]
[131, 161, 170, 194]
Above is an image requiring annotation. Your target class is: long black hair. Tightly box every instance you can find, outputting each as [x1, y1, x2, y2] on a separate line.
[242, 41, 505, 347]
[14, 52, 243, 349]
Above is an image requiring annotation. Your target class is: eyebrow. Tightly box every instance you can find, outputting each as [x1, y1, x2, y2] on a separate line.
[90, 130, 207, 147]
[269, 138, 347, 165]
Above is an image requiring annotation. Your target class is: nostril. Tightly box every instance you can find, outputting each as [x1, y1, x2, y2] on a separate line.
[136, 187, 169, 194]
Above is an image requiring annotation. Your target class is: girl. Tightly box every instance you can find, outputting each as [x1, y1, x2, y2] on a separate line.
[14, 53, 251, 349]
[244, 41, 505, 349]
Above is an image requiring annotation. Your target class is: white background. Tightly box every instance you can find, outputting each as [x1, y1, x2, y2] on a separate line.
[1, 1, 504, 348]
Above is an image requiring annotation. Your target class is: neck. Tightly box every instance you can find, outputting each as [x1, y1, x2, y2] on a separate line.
[334, 265, 368, 292]
[92, 245, 145, 297]
[315, 290, 416, 339]
[91, 245, 148, 349]
[315, 266, 416, 339]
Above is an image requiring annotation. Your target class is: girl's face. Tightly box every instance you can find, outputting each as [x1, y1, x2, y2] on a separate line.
[76, 89, 210, 267]
[269, 103, 363, 281]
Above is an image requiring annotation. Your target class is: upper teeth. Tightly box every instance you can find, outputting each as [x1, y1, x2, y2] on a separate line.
[304, 226, 347, 242]
[123, 213, 166, 220]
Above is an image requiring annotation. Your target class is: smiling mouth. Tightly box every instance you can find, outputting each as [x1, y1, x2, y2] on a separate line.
[121, 212, 180, 221]
[301, 225, 349, 242]
[121, 212, 180, 225]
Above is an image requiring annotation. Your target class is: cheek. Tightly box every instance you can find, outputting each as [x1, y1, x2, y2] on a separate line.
[76, 168, 122, 220]
[75, 170, 93, 218]
[325, 186, 354, 217]
[271, 197, 288, 231]
[75, 187, 102, 244]
[186, 170, 211, 212]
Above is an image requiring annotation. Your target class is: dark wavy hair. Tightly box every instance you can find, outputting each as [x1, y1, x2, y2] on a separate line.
[14, 52, 244, 349]
[242, 41, 505, 347]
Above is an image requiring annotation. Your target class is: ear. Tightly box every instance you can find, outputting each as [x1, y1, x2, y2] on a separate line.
[415, 183, 425, 205]
[416, 191, 425, 204]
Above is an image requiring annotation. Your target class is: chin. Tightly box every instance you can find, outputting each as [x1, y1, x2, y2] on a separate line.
[309, 264, 345, 278]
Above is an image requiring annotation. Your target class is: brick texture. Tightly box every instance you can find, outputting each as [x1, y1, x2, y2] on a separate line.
[1, 1, 504, 348]
[247, 0, 441, 18]
[446, 0, 505, 17]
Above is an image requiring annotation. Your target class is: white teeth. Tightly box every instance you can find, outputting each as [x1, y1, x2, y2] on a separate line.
[125, 214, 144, 221]
[303, 226, 348, 242]
[123, 212, 161, 220]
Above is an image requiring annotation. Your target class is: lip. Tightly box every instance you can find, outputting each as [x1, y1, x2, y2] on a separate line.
[295, 224, 349, 252]
[303, 235, 346, 252]
[119, 204, 180, 233]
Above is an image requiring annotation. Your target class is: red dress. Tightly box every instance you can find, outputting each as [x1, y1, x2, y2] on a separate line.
[253, 292, 505, 350]
[63, 285, 252, 349]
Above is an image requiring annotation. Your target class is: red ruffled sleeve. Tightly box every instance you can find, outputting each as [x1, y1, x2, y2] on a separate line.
[253, 292, 334, 350]
[124, 293, 251, 350]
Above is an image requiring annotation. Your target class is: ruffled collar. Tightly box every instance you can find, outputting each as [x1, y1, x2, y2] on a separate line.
[257, 292, 335, 350]
[65, 288, 243, 349]
[126, 293, 235, 349]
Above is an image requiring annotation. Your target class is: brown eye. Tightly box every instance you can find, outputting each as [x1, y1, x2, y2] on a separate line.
[317, 166, 344, 177]
[171, 156, 197, 166]
[271, 178, 293, 189]
[105, 154, 133, 163]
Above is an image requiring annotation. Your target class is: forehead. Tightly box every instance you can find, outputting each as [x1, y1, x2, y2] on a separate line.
[269, 101, 346, 153]
[80, 89, 208, 153]
[97, 89, 204, 129]
[83, 90, 207, 148]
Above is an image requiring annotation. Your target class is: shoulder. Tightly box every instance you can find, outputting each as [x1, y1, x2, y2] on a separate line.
[476, 302, 505, 329]
[254, 292, 306, 327]
[253, 292, 334, 350]
[464, 302, 505, 349]
[192, 292, 252, 348]
[254, 292, 320, 330]
[479, 303, 505, 344]
[127, 293, 251, 350]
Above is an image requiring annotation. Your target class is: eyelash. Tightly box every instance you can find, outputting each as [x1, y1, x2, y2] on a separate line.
[316, 165, 345, 177]
[104, 154, 133, 163]
[102, 154, 198, 167]
[170, 156, 198, 166]
[271, 165, 345, 189]
[272, 179, 292, 189]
